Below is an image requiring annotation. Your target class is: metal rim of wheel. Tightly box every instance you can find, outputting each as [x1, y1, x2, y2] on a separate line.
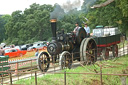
[112, 44, 118, 57]
[37, 52, 50, 72]
[80, 38, 86, 61]
[59, 51, 72, 70]
[82, 38, 97, 64]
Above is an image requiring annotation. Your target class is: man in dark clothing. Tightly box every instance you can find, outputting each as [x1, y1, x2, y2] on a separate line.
[73, 22, 81, 33]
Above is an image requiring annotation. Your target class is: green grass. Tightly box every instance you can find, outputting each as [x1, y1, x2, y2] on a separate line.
[14, 55, 128, 85]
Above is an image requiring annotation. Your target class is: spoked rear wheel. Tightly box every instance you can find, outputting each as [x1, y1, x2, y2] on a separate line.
[37, 52, 50, 72]
[59, 51, 72, 70]
[82, 38, 97, 64]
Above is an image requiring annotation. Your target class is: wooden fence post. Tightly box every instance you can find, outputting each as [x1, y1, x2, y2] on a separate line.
[35, 71, 37, 85]
[31, 59, 32, 77]
[120, 76, 126, 85]
[123, 42, 124, 56]
[64, 71, 66, 85]
[126, 39, 128, 54]
[9, 72, 12, 85]
[1, 64, 3, 85]
[15, 62, 18, 75]
[100, 65, 103, 85]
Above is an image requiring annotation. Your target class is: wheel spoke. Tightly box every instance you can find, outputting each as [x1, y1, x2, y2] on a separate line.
[89, 41, 93, 48]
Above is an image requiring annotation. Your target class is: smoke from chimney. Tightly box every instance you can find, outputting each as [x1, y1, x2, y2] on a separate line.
[50, 0, 82, 20]
[62, 0, 81, 12]
[50, 3, 65, 19]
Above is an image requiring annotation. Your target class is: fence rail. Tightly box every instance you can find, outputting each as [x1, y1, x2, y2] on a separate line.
[1, 68, 128, 85]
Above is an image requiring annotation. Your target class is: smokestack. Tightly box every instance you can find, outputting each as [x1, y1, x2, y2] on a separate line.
[50, 19, 57, 41]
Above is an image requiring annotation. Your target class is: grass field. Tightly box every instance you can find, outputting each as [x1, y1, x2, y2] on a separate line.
[14, 54, 128, 85]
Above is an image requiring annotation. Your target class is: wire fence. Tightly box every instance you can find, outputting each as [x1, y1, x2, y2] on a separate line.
[1, 66, 128, 85]
[0, 37, 128, 85]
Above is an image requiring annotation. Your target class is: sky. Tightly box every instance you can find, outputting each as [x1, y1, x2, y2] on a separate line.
[0, 0, 83, 15]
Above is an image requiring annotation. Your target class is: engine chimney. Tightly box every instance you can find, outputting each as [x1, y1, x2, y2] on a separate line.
[50, 19, 57, 41]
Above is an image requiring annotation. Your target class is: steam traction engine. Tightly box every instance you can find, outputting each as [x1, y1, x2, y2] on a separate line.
[37, 19, 121, 72]
[37, 19, 97, 72]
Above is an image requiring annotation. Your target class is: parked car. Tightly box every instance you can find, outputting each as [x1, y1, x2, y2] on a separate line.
[15, 45, 22, 50]
[21, 44, 33, 50]
[0, 43, 6, 48]
[27, 43, 47, 51]
[4, 48, 27, 57]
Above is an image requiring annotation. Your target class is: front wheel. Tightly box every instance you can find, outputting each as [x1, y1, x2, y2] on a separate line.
[37, 52, 50, 72]
[59, 51, 72, 70]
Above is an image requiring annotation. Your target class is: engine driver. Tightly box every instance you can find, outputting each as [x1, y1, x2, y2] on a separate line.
[73, 22, 81, 33]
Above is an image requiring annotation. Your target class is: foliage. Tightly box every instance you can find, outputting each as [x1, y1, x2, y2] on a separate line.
[0, 0, 127, 45]
[116, 0, 128, 17]
[81, 0, 98, 13]
[0, 15, 11, 43]
[115, 0, 128, 33]
[5, 3, 53, 45]
[4, 3, 82, 45]
[59, 11, 82, 33]
[80, 0, 128, 33]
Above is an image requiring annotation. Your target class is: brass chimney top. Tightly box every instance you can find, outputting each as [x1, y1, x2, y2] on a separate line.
[50, 19, 57, 23]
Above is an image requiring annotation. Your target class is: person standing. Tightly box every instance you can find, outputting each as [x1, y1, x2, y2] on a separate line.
[73, 22, 81, 33]
[84, 23, 90, 37]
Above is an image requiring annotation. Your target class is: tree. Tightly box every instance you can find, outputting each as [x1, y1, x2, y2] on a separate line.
[115, 0, 128, 17]
[80, 0, 128, 34]
[91, 0, 128, 17]
[0, 15, 11, 43]
[5, 3, 53, 45]
[81, 0, 97, 13]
